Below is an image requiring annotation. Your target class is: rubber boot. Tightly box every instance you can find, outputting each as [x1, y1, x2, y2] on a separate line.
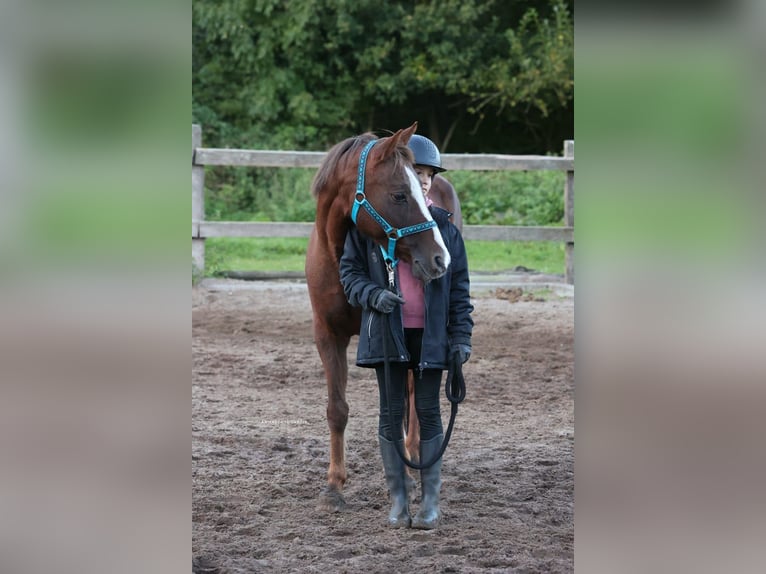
[379, 435, 411, 528]
[411, 434, 443, 530]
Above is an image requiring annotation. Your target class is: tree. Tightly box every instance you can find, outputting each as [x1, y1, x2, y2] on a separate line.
[193, 0, 573, 153]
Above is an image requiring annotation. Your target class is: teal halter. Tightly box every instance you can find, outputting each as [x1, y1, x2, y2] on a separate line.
[350, 139, 437, 269]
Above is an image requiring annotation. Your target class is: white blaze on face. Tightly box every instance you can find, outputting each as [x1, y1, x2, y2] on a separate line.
[405, 166, 451, 269]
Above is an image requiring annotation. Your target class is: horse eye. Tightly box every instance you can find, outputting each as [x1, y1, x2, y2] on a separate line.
[392, 193, 407, 203]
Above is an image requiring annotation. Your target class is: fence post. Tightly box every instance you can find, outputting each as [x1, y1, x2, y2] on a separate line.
[192, 124, 205, 275]
[564, 140, 574, 285]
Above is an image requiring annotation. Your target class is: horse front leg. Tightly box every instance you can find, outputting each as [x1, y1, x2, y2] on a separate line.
[316, 331, 350, 512]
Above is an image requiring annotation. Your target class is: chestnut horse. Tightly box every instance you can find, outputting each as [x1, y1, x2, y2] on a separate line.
[305, 123, 450, 511]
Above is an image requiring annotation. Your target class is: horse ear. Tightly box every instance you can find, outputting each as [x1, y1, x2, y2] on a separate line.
[400, 122, 418, 145]
[375, 122, 418, 161]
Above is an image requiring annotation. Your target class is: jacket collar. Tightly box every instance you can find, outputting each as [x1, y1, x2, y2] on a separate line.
[429, 205, 453, 225]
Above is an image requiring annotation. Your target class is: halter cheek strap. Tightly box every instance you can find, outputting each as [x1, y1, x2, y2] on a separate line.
[350, 139, 437, 269]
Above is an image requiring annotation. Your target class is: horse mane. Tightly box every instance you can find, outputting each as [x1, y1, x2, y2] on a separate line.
[311, 132, 415, 198]
[311, 134, 374, 198]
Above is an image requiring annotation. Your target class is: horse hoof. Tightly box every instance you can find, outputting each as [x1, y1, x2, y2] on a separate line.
[318, 487, 346, 513]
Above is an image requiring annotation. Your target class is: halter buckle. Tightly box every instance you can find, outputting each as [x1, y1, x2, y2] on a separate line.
[385, 260, 396, 289]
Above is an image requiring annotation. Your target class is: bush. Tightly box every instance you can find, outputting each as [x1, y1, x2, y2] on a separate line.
[204, 167, 565, 227]
[447, 170, 565, 226]
[205, 167, 315, 222]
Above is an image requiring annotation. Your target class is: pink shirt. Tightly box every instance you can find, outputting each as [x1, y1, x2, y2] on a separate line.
[398, 197, 433, 328]
[398, 260, 425, 328]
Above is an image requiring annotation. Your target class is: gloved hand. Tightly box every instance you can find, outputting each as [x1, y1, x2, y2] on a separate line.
[451, 344, 472, 364]
[371, 289, 405, 313]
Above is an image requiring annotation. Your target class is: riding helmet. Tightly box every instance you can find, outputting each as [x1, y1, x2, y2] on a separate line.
[408, 134, 446, 173]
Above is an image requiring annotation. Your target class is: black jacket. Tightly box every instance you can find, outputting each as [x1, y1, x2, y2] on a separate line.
[339, 207, 473, 370]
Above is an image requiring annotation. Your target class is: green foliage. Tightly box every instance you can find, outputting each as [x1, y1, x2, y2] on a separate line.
[205, 167, 315, 222]
[446, 170, 564, 226]
[203, 167, 564, 228]
[193, 0, 573, 153]
[467, 1, 573, 120]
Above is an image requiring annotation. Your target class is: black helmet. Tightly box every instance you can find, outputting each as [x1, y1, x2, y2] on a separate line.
[408, 134, 446, 173]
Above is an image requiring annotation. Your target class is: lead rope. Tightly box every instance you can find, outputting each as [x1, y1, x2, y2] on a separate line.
[380, 282, 465, 470]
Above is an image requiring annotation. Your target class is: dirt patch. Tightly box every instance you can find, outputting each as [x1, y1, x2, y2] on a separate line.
[492, 287, 548, 303]
[193, 282, 573, 573]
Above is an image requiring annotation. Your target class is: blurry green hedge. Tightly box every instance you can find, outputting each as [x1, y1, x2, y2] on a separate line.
[205, 167, 565, 227]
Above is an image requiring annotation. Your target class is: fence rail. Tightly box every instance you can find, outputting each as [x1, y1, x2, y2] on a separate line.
[195, 147, 574, 172]
[192, 125, 575, 283]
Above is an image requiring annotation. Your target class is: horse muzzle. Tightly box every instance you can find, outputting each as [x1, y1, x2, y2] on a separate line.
[412, 253, 448, 284]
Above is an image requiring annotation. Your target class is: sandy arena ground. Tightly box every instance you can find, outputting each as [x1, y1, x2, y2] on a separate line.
[193, 278, 573, 573]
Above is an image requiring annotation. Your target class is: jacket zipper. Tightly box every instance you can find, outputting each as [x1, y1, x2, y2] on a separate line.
[366, 312, 375, 353]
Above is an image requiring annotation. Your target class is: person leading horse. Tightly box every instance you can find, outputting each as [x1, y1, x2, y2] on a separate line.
[339, 133, 473, 529]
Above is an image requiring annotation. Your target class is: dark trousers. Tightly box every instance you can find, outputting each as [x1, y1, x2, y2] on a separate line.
[375, 328, 444, 442]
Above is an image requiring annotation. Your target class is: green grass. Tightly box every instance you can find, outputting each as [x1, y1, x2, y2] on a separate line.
[206, 237, 309, 275]
[205, 237, 565, 277]
[464, 240, 564, 275]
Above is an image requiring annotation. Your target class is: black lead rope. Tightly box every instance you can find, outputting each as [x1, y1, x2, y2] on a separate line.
[380, 305, 466, 470]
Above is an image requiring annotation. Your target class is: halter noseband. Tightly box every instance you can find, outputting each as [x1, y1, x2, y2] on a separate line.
[350, 139, 437, 270]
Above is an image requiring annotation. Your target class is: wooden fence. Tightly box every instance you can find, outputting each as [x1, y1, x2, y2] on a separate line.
[192, 124, 574, 284]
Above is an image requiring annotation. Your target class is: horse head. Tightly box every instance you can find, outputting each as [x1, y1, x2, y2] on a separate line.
[356, 123, 450, 283]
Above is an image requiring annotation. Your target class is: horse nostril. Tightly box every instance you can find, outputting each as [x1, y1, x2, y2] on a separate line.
[434, 255, 444, 270]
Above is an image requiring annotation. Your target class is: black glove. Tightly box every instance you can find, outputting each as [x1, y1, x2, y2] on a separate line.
[451, 344, 472, 364]
[371, 289, 405, 313]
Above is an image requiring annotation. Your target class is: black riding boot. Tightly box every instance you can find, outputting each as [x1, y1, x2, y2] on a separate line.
[379, 435, 411, 528]
[412, 434, 443, 530]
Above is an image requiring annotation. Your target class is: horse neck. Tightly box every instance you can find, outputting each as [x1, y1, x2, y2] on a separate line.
[315, 188, 354, 263]
[314, 138, 374, 261]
